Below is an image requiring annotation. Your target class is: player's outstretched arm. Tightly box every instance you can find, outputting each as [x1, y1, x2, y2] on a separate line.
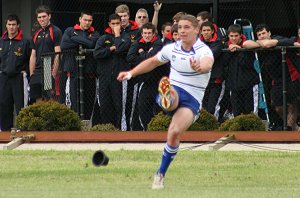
[117, 55, 164, 81]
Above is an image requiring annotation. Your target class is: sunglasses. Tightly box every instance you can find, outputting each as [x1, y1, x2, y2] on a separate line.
[137, 16, 147, 19]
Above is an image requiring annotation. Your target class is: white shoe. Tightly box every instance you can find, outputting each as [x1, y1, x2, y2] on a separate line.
[152, 173, 164, 190]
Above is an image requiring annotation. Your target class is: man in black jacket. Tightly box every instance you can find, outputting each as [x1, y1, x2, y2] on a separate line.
[60, 10, 99, 119]
[93, 14, 131, 130]
[0, 14, 30, 131]
[115, 4, 141, 130]
[200, 21, 225, 121]
[224, 24, 259, 117]
[243, 24, 299, 130]
[127, 23, 164, 130]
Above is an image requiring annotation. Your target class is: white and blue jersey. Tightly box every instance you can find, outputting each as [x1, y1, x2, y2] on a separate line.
[157, 39, 213, 106]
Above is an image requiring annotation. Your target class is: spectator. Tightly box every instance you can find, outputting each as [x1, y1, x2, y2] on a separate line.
[196, 11, 227, 42]
[171, 24, 179, 42]
[29, 5, 62, 103]
[172, 12, 187, 24]
[200, 21, 225, 120]
[135, 1, 161, 30]
[60, 10, 99, 119]
[93, 14, 131, 130]
[224, 24, 259, 117]
[115, 4, 141, 130]
[115, 4, 140, 42]
[127, 23, 164, 130]
[244, 24, 300, 130]
[135, 8, 149, 28]
[160, 22, 172, 44]
[0, 14, 30, 131]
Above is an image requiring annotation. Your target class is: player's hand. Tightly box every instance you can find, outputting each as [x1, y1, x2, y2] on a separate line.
[117, 71, 132, 81]
[190, 57, 202, 72]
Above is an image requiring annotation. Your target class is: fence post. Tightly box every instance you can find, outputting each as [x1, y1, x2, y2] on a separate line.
[77, 45, 86, 119]
[281, 47, 288, 131]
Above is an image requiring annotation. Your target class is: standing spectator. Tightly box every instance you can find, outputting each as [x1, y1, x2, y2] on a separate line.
[0, 14, 30, 131]
[135, 8, 149, 28]
[172, 12, 187, 24]
[293, 26, 300, 73]
[115, 4, 140, 42]
[60, 10, 99, 119]
[200, 21, 225, 120]
[244, 24, 299, 130]
[197, 11, 229, 120]
[127, 23, 164, 130]
[224, 24, 259, 117]
[118, 15, 213, 189]
[171, 24, 179, 42]
[160, 22, 172, 44]
[93, 14, 131, 130]
[115, 4, 141, 130]
[135, 1, 161, 30]
[196, 11, 227, 42]
[29, 5, 62, 103]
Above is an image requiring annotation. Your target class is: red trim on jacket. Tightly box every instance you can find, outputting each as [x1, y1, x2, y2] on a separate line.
[228, 34, 246, 46]
[200, 32, 218, 42]
[213, 23, 219, 33]
[33, 25, 54, 43]
[129, 20, 139, 30]
[105, 27, 113, 34]
[214, 78, 223, 84]
[138, 35, 158, 43]
[1, 29, 23, 40]
[73, 24, 95, 33]
[286, 55, 300, 81]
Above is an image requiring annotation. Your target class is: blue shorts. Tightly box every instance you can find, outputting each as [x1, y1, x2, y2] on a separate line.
[157, 85, 200, 116]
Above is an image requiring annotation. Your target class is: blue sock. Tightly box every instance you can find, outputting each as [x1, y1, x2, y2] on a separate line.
[158, 143, 179, 176]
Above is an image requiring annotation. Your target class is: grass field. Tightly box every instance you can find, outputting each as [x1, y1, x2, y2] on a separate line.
[0, 150, 300, 198]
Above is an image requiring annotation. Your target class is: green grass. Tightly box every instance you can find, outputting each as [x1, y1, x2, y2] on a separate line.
[0, 150, 300, 198]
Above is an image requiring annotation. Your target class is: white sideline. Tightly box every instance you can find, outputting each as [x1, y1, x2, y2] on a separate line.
[1, 143, 300, 151]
